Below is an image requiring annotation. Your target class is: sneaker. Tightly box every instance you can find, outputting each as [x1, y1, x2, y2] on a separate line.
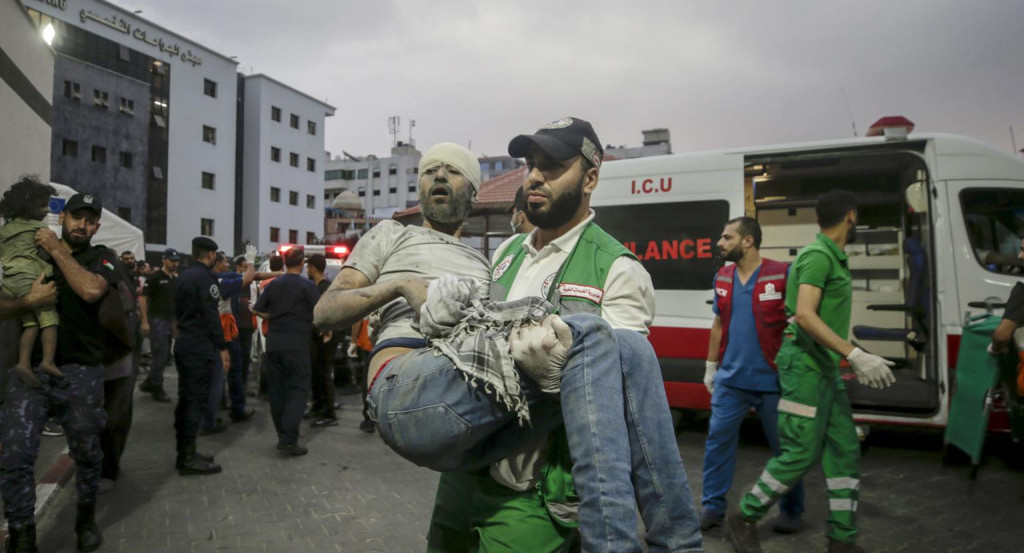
[311, 417, 338, 428]
[277, 443, 308, 457]
[359, 418, 375, 433]
[700, 510, 724, 531]
[725, 513, 764, 553]
[42, 420, 64, 437]
[771, 512, 805, 534]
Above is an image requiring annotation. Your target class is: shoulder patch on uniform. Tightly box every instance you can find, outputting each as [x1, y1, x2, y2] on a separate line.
[209, 284, 221, 300]
[492, 255, 514, 281]
[102, 260, 115, 271]
[758, 282, 783, 301]
[557, 282, 604, 304]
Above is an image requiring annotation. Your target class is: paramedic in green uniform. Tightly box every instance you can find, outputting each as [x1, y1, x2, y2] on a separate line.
[726, 190, 896, 553]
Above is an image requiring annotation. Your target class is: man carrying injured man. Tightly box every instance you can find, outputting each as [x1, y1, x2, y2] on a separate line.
[314, 131, 702, 553]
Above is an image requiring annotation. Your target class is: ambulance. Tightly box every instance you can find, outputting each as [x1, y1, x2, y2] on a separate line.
[590, 118, 1024, 432]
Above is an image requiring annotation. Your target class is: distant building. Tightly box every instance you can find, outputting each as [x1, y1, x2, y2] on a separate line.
[240, 74, 334, 252]
[25, 0, 241, 255]
[323, 141, 421, 219]
[478, 155, 525, 182]
[606, 128, 672, 159]
[0, 0, 54, 190]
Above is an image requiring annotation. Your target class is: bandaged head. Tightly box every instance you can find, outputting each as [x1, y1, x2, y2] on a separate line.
[419, 143, 481, 196]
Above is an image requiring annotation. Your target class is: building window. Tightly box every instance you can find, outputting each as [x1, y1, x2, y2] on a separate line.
[271, 106, 281, 122]
[307, 158, 316, 172]
[92, 89, 108, 109]
[357, 169, 368, 179]
[203, 78, 217, 98]
[62, 139, 78, 158]
[118, 45, 131, 62]
[307, 121, 316, 135]
[358, 190, 365, 197]
[289, 191, 298, 206]
[270, 187, 280, 202]
[288, 229, 298, 243]
[119, 151, 133, 168]
[270, 227, 280, 242]
[63, 81, 80, 101]
[289, 153, 298, 167]
[201, 218, 214, 236]
[271, 147, 281, 162]
[91, 145, 106, 164]
[373, 190, 380, 196]
[306, 194, 315, 209]
[372, 168, 381, 178]
[342, 170, 355, 180]
[388, 187, 397, 194]
[389, 166, 397, 175]
[290, 114, 299, 129]
[324, 169, 342, 180]
[202, 172, 215, 190]
[306, 232, 316, 244]
[408, 185, 416, 193]
[202, 125, 217, 144]
[119, 97, 134, 115]
[117, 206, 131, 220]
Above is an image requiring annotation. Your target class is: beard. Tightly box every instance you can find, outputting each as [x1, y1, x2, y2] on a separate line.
[419, 183, 473, 225]
[524, 174, 584, 229]
[718, 246, 743, 263]
[61, 226, 92, 249]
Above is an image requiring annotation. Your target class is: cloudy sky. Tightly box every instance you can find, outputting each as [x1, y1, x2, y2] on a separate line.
[110, 0, 1024, 160]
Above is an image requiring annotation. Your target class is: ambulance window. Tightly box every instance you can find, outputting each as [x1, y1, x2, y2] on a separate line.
[960, 188, 1024, 274]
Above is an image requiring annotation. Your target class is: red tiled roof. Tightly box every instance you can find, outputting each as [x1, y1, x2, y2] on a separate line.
[393, 167, 527, 219]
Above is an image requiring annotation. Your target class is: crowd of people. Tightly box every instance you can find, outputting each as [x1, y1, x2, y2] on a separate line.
[1, 116, 1020, 553]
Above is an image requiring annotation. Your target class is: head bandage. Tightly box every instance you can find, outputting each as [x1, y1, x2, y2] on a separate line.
[419, 143, 481, 194]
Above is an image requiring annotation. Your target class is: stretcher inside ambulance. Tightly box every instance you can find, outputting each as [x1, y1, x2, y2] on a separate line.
[590, 124, 1024, 431]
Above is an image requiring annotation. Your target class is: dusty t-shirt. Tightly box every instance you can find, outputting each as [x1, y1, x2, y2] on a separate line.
[343, 220, 490, 343]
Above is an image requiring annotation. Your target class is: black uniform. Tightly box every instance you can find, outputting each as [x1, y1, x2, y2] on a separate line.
[310, 278, 339, 420]
[172, 262, 226, 455]
[1, 245, 118, 524]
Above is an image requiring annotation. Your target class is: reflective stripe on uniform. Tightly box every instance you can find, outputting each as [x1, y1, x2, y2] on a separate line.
[826, 477, 860, 491]
[757, 273, 786, 282]
[760, 469, 788, 493]
[778, 398, 817, 418]
[829, 498, 858, 512]
[716, 275, 732, 283]
[751, 483, 771, 505]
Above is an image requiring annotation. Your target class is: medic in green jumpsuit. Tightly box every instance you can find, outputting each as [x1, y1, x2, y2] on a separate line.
[725, 190, 896, 553]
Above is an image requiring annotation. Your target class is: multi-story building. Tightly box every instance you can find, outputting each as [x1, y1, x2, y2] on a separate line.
[323, 141, 421, 219]
[478, 155, 524, 183]
[240, 74, 334, 252]
[0, 0, 54, 190]
[25, 0, 240, 257]
[606, 128, 672, 159]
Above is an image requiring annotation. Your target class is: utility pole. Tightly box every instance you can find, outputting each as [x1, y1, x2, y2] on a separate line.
[388, 116, 400, 147]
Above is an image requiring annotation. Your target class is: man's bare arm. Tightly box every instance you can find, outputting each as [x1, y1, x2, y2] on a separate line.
[313, 267, 426, 330]
[991, 319, 1018, 353]
[706, 315, 723, 363]
[35, 228, 108, 303]
[792, 283, 855, 358]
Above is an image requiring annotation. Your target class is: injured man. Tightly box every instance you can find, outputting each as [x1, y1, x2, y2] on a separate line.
[313, 141, 702, 553]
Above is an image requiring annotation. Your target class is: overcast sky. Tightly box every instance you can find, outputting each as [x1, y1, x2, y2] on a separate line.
[110, 0, 1024, 160]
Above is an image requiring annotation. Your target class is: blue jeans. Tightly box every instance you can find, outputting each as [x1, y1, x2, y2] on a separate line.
[368, 313, 703, 553]
[701, 384, 805, 518]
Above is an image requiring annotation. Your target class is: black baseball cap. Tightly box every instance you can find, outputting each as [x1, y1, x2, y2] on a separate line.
[162, 247, 180, 260]
[64, 193, 102, 216]
[508, 117, 603, 169]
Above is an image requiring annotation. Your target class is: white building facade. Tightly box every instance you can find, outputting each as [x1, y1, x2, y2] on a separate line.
[241, 74, 334, 252]
[323, 142, 421, 219]
[25, 0, 239, 257]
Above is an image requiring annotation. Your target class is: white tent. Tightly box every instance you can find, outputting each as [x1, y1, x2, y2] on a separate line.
[47, 182, 145, 258]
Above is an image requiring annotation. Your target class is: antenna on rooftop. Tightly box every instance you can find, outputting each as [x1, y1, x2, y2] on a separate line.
[841, 87, 858, 137]
[388, 116, 400, 147]
[408, 119, 416, 147]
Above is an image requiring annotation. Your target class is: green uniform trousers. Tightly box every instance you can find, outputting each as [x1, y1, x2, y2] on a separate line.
[738, 340, 861, 543]
[427, 469, 575, 553]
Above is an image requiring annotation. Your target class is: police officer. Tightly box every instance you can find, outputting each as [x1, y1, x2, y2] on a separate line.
[1, 193, 114, 552]
[138, 247, 179, 403]
[172, 237, 229, 475]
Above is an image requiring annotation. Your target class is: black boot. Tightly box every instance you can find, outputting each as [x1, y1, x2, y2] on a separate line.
[5, 522, 38, 553]
[176, 444, 222, 475]
[75, 503, 103, 552]
[725, 512, 764, 553]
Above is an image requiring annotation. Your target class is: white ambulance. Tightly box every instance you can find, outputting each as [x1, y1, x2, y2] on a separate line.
[590, 119, 1024, 432]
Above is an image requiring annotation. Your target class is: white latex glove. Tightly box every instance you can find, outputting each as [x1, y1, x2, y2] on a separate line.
[987, 342, 1007, 356]
[510, 315, 572, 394]
[347, 342, 359, 358]
[244, 244, 257, 265]
[846, 347, 896, 389]
[704, 361, 718, 394]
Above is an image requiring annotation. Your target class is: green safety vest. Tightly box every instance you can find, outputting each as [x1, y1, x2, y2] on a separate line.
[490, 222, 636, 525]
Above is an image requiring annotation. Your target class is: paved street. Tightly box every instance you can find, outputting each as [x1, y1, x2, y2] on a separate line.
[34, 365, 1024, 553]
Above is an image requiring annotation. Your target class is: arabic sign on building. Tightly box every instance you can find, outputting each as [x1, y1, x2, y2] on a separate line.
[78, 8, 203, 66]
[34, 0, 67, 10]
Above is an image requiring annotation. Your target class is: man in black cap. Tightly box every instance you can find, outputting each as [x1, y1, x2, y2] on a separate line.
[172, 236, 229, 475]
[1, 193, 117, 552]
[138, 247, 180, 402]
